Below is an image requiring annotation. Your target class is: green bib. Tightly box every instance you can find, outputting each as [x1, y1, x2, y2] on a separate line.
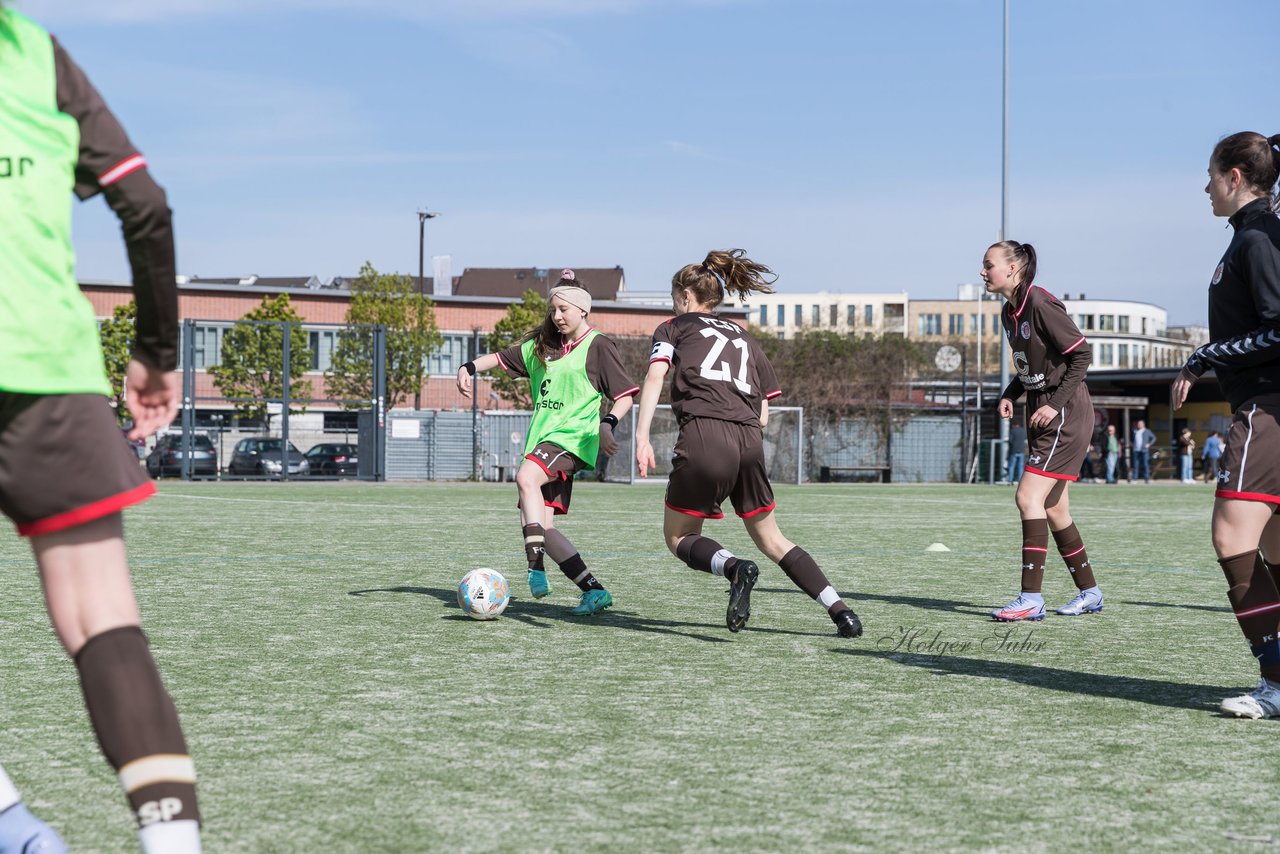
[0, 11, 108, 395]
[523, 331, 605, 468]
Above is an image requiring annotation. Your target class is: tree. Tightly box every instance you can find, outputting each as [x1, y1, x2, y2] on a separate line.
[324, 262, 443, 410]
[209, 293, 312, 425]
[485, 290, 548, 408]
[98, 301, 136, 423]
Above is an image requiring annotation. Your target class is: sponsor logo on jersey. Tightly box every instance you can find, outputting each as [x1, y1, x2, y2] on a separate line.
[1013, 351, 1046, 389]
[1020, 321, 1031, 340]
[1028, 454, 1041, 465]
[535, 378, 564, 410]
[1218, 469, 1231, 483]
[1211, 262, 1224, 286]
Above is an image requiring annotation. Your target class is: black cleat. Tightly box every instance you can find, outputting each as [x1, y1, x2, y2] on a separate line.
[834, 609, 863, 639]
[725, 560, 759, 633]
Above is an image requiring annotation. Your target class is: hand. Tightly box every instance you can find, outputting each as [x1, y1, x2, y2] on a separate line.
[599, 424, 619, 457]
[1172, 368, 1197, 411]
[1029, 404, 1059, 430]
[456, 367, 472, 398]
[636, 439, 655, 478]
[124, 359, 178, 440]
[997, 398, 1013, 419]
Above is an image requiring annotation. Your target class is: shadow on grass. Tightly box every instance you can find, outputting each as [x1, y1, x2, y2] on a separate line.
[350, 585, 827, 643]
[1122, 600, 1232, 614]
[834, 648, 1233, 711]
[758, 588, 991, 617]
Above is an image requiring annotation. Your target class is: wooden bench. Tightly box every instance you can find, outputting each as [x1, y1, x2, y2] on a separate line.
[819, 465, 891, 484]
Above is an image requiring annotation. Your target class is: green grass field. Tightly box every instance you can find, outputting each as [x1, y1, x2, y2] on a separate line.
[0, 480, 1276, 852]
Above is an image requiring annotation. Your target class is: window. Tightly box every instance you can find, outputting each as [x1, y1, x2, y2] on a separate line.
[1118, 315, 1130, 333]
[759, 306, 768, 326]
[1098, 343, 1114, 365]
[848, 305, 857, 327]
[1118, 343, 1129, 367]
[425, 333, 473, 376]
[829, 304, 837, 327]
[794, 305, 803, 326]
[812, 305, 821, 326]
[948, 313, 964, 336]
[1141, 317, 1150, 335]
[865, 305, 874, 326]
[1099, 315, 1115, 331]
[917, 314, 942, 336]
[308, 329, 338, 372]
[970, 314, 979, 335]
[993, 315, 1001, 334]
[177, 324, 227, 370]
[776, 305, 785, 327]
[1080, 315, 1096, 330]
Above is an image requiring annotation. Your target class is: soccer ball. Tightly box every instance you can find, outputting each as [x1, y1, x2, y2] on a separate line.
[457, 569, 510, 620]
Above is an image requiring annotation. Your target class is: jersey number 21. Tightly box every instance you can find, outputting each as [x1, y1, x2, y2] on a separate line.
[698, 329, 752, 394]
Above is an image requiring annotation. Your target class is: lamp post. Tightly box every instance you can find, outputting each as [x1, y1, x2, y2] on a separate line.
[417, 209, 441, 296]
[415, 209, 441, 410]
[996, 0, 1012, 479]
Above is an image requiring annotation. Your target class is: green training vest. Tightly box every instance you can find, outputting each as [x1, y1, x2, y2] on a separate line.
[522, 331, 605, 468]
[0, 11, 109, 395]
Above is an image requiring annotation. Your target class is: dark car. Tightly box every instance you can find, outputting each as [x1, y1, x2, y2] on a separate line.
[304, 442, 359, 476]
[228, 438, 310, 477]
[146, 433, 218, 478]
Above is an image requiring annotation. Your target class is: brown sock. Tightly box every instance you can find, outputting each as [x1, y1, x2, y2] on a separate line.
[779, 546, 850, 617]
[1021, 519, 1049, 593]
[675, 535, 739, 578]
[1051, 523, 1097, 589]
[1261, 551, 1280, 596]
[1219, 551, 1280, 683]
[521, 523, 545, 571]
[75, 626, 200, 827]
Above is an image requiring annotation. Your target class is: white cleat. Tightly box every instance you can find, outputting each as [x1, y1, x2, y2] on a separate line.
[1055, 587, 1104, 616]
[991, 593, 1045, 622]
[1220, 679, 1280, 719]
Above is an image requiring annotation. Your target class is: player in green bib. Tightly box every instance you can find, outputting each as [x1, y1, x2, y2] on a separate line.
[458, 271, 638, 615]
[0, 9, 201, 852]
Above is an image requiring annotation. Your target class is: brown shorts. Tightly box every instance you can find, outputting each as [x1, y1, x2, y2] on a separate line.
[0, 393, 153, 537]
[523, 442, 587, 515]
[666, 417, 775, 519]
[1023, 386, 1095, 482]
[1216, 395, 1280, 507]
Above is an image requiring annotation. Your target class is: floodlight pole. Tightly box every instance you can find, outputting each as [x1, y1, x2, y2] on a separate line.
[996, 0, 1012, 480]
[415, 208, 441, 410]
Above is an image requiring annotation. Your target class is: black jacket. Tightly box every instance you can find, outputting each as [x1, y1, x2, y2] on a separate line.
[1184, 198, 1280, 410]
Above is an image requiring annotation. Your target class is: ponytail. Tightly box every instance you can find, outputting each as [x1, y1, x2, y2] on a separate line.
[1212, 132, 1280, 201]
[989, 240, 1037, 288]
[671, 249, 777, 309]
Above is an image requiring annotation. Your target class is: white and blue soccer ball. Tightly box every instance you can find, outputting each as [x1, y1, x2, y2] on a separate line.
[457, 569, 510, 620]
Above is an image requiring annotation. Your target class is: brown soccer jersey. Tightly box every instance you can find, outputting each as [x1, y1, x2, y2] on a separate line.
[649, 312, 781, 426]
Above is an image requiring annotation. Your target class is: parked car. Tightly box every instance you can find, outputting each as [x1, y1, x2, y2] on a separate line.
[228, 438, 310, 476]
[146, 433, 218, 478]
[304, 442, 359, 476]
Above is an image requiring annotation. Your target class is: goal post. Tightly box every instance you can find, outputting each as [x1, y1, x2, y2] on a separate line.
[604, 404, 804, 485]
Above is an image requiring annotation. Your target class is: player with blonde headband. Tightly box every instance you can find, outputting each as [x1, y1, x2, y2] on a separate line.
[635, 250, 863, 637]
[458, 270, 639, 615]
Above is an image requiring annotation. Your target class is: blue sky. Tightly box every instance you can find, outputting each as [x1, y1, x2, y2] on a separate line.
[22, 0, 1279, 324]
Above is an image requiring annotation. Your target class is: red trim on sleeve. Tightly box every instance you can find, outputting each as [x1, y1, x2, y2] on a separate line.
[1062, 336, 1086, 354]
[613, 386, 640, 400]
[649, 356, 672, 365]
[495, 353, 510, 371]
[738, 501, 776, 519]
[664, 500, 725, 520]
[17, 482, 156, 538]
[765, 389, 782, 400]
[1215, 489, 1280, 505]
[98, 154, 147, 187]
[1023, 466, 1078, 482]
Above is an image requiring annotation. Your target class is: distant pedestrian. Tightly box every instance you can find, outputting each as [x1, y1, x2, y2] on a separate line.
[1178, 427, 1197, 483]
[1104, 424, 1120, 483]
[1007, 422, 1026, 483]
[1130, 419, 1156, 483]
[1201, 430, 1223, 482]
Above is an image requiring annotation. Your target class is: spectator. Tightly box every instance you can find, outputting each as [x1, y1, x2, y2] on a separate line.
[1130, 419, 1156, 483]
[1202, 430, 1224, 483]
[1007, 422, 1027, 483]
[1104, 424, 1120, 483]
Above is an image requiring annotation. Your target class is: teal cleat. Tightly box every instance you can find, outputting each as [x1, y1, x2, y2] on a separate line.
[572, 588, 613, 616]
[527, 569, 551, 599]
